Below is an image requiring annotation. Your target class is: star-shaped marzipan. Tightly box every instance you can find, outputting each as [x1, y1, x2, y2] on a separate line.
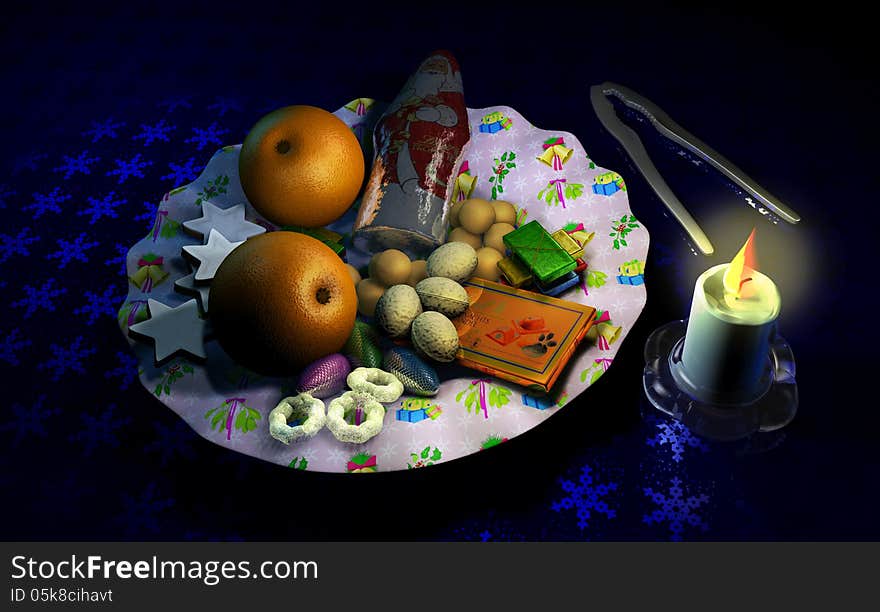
[182, 229, 243, 282]
[129, 298, 208, 363]
[183, 201, 265, 243]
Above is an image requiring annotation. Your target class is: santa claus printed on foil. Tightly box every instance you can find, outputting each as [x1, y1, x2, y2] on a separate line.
[353, 51, 470, 257]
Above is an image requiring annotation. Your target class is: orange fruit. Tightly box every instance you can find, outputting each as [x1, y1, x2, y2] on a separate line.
[210, 232, 357, 376]
[239, 105, 364, 228]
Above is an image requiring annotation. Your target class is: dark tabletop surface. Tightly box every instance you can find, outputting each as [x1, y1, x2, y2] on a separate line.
[2, 2, 877, 540]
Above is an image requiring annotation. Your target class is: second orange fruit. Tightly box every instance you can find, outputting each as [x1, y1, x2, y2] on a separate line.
[239, 105, 364, 228]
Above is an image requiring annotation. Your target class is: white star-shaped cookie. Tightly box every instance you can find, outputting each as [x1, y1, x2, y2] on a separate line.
[182, 229, 243, 282]
[129, 298, 208, 362]
[174, 270, 210, 314]
[183, 201, 266, 243]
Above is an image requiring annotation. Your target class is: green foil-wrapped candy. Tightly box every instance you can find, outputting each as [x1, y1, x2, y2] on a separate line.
[342, 321, 384, 369]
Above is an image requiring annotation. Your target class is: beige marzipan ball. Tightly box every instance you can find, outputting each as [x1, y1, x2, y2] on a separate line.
[448, 227, 482, 250]
[448, 200, 466, 228]
[483, 222, 516, 254]
[407, 260, 428, 287]
[369, 249, 412, 287]
[490, 200, 517, 225]
[344, 263, 362, 286]
[473, 247, 504, 281]
[356, 278, 386, 318]
[458, 198, 495, 235]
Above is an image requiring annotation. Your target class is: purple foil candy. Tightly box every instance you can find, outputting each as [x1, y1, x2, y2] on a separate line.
[296, 353, 351, 399]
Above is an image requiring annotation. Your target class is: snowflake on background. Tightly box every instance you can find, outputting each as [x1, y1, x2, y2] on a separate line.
[161, 157, 199, 186]
[53, 150, 100, 179]
[39, 336, 98, 381]
[207, 96, 243, 116]
[0, 396, 60, 447]
[46, 233, 99, 269]
[10, 279, 67, 318]
[69, 404, 131, 455]
[82, 118, 126, 142]
[1, 227, 40, 264]
[104, 242, 129, 277]
[185, 123, 228, 150]
[157, 95, 193, 113]
[646, 417, 710, 463]
[116, 483, 175, 537]
[0, 185, 15, 209]
[13, 152, 48, 175]
[145, 420, 198, 467]
[105, 350, 139, 390]
[551, 464, 620, 532]
[134, 201, 158, 228]
[643, 477, 711, 541]
[444, 514, 528, 542]
[133, 119, 175, 145]
[78, 192, 126, 224]
[106, 154, 153, 184]
[0, 328, 32, 366]
[74, 285, 125, 325]
[24, 187, 71, 219]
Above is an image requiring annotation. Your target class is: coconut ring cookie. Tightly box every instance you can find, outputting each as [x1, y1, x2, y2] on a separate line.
[326, 391, 387, 444]
[268, 393, 326, 445]
[346, 367, 404, 403]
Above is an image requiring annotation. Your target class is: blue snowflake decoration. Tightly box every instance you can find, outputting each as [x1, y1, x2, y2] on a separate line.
[207, 96, 243, 116]
[161, 157, 199, 186]
[105, 350, 140, 391]
[0, 328, 32, 366]
[0, 185, 15, 209]
[0, 395, 60, 447]
[82, 118, 126, 143]
[145, 420, 198, 467]
[46, 233, 99, 269]
[185, 122, 229, 150]
[75, 285, 125, 325]
[0, 227, 40, 263]
[53, 150, 100, 179]
[25, 187, 71, 219]
[646, 417, 710, 463]
[10, 279, 67, 318]
[134, 119, 175, 146]
[106, 153, 153, 184]
[134, 201, 158, 229]
[551, 464, 620, 532]
[157, 96, 193, 113]
[39, 336, 98, 381]
[643, 477, 711, 541]
[117, 482, 175, 536]
[69, 403, 131, 455]
[104, 242, 129, 277]
[78, 191, 126, 224]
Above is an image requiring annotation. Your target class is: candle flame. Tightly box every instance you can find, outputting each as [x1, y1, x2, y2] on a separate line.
[723, 229, 758, 298]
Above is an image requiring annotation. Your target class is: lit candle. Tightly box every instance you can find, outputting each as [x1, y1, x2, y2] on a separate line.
[672, 230, 781, 404]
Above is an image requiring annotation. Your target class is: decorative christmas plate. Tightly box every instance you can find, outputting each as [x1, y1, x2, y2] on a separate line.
[117, 99, 649, 473]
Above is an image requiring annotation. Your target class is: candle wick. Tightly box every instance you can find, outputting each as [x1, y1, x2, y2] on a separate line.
[737, 277, 753, 298]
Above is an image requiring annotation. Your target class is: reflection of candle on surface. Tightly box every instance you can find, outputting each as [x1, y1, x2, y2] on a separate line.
[673, 230, 781, 403]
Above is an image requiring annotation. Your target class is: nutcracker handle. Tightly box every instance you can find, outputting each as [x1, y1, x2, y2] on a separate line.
[591, 84, 715, 255]
[592, 82, 802, 227]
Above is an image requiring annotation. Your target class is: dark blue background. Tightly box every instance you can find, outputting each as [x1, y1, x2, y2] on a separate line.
[2, 2, 877, 540]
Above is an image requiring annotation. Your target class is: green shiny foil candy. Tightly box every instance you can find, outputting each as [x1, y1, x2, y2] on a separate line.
[503, 220, 576, 284]
[342, 321, 384, 369]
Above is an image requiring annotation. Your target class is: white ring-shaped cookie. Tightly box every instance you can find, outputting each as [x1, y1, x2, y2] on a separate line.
[326, 391, 387, 444]
[346, 367, 404, 403]
[268, 393, 326, 445]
